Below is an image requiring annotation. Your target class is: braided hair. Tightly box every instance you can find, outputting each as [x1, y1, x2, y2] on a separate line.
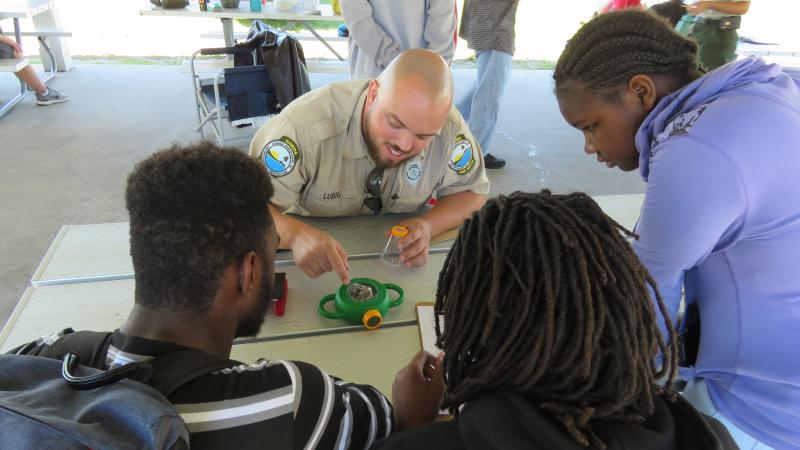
[553, 9, 702, 94]
[435, 191, 678, 449]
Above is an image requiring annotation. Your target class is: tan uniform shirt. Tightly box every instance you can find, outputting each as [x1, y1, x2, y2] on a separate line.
[249, 79, 490, 217]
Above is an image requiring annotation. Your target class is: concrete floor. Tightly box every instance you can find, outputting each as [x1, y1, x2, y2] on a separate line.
[0, 64, 644, 329]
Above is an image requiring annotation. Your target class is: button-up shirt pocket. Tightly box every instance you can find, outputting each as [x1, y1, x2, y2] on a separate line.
[303, 185, 364, 217]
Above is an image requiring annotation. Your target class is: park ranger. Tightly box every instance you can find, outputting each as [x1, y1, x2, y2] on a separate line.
[249, 49, 489, 284]
[677, 0, 751, 70]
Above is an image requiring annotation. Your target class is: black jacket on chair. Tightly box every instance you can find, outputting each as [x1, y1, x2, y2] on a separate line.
[235, 21, 311, 110]
[372, 389, 738, 450]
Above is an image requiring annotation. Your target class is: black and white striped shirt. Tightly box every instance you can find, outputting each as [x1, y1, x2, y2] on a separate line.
[459, 0, 519, 55]
[10, 329, 394, 450]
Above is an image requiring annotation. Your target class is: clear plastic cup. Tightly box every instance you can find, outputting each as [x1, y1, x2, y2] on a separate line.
[381, 226, 409, 266]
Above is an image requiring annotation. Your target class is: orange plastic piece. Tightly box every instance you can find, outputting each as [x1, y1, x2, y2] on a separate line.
[362, 309, 383, 330]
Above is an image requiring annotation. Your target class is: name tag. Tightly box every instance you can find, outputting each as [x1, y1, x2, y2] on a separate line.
[322, 191, 342, 200]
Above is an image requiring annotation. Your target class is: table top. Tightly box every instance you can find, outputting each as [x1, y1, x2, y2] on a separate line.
[29, 194, 644, 287]
[230, 325, 420, 397]
[4, 252, 446, 352]
[140, 2, 342, 22]
[4, 193, 646, 394]
[0, 0, 52, 19]
[30, 212, 455, 286]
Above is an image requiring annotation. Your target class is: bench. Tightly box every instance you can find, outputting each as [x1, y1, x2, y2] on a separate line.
[0, 58, 30, 73]
[19, 29, 73, 38]
[737, 40, 800, 68]
[0, 58, 32, 118]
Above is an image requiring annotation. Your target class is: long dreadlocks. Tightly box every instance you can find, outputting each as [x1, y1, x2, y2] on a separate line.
[553, 9, 702, 94]
[434, 191, 678, 449]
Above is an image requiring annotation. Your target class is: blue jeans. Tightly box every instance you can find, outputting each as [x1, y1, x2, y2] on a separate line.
[456, 50, 512, 156]
[683, 379, 775, 449]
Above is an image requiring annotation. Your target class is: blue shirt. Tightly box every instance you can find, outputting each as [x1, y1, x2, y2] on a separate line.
[634, 57, 800, 449]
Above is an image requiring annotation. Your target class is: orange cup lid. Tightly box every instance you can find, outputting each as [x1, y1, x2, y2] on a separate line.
[391, 226, 409, 237]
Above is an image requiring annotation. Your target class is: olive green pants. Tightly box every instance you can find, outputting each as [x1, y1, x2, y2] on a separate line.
[688, 21, 739, 71]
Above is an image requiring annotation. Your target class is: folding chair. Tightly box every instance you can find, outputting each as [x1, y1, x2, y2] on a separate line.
[189, 46, 281, 146]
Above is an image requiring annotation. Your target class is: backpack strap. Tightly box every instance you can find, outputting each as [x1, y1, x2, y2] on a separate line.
[48, 331, 237, 397]
[61, 348, 236, 396]
[45, 330, 114, 369]
[62, 352, 153, 390]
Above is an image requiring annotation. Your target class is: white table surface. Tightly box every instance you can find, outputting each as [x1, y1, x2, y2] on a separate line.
[4, 253, 446, 352]
[29, 194, 645, 287]
[5, 193, 646, 393]
[30, 212, 455, 286]
[0, 0, 53, 19]
[229, 325, 420, 397]
[140, 2, 341, 21]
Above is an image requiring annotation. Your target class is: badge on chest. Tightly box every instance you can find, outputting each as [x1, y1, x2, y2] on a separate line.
[405, 160, 423, 186]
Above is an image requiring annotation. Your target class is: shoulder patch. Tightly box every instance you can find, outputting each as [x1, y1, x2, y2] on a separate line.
[448, 134, 476, 176]
[261, 136, 301, 177]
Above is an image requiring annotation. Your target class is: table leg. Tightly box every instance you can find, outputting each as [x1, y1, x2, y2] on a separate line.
[13, 18, 22, 44]
[32, 5, 73, 72]
[222, 18, 235, 47]
[300, 22, 345, 61]
[221, 18, 235, 60]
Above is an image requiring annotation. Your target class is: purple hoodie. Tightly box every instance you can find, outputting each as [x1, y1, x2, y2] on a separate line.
[633, 57, 800, 449]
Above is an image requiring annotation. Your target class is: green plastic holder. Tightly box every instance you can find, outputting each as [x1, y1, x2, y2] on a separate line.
[318, 278, 404, 329]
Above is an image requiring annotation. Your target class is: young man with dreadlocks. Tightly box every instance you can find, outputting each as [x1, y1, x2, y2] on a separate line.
[372, 191, 736, 450]
[554, 10, 800, 450]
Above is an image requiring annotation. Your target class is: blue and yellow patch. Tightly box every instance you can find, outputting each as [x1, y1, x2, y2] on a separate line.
[261, 136, 300, 177]
[448, 134, 475, 176]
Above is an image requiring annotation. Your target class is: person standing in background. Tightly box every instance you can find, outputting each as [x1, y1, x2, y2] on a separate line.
[677, 1, 750, 70]
[456, 0, 519, 170]
[340, 0, 456, 80]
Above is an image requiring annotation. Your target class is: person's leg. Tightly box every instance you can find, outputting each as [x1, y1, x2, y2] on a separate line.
[683, 378, 776, 449]
[456, 78, 475, 123]
[717, 28, 739, 67]
[691, 22, 735, 71]
[467, 50, 512, 156]
[14, 65, 47, 95]
[456, 89, 473, 123]
[3, 41, 48, 94]
[5, 42, 69, 105]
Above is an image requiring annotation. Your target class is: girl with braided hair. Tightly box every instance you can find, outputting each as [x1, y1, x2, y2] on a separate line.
[553, 9, 800, 450]
[374, 191, 735, 450]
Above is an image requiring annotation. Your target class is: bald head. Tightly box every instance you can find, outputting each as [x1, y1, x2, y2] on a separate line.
[377, 49, 454, 106]
[361, 49, 455, 168]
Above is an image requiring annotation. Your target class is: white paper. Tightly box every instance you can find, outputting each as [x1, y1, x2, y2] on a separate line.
[417, 304, 443, 356]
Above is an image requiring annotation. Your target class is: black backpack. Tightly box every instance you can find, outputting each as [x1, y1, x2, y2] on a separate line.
[0, 331, 235, 449]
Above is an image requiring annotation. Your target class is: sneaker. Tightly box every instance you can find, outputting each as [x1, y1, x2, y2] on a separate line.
[36, 88, 70, 106]
[484, 153, 506, 169]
